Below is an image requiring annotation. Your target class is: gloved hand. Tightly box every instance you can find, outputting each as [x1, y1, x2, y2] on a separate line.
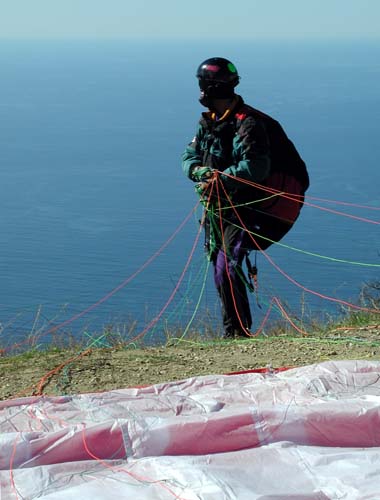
[191, 166, 214, 182]
[195, 181, 210, 196]
[195, 177, 218, 207]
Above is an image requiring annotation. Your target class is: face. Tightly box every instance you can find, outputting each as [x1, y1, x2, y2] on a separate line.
[198, 80, 214, 108]
[198, 79, 235, 108]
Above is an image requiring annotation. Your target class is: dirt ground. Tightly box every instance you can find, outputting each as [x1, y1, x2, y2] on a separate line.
[1, 325, 379, 401]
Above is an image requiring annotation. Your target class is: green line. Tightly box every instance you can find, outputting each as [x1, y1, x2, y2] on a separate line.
[222, 219, 380, 268]
[176, 258, 212, 343]
[169, 334, 380, 348]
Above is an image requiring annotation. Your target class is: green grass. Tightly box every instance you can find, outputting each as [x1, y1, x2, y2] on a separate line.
[1, 282, 379, 358]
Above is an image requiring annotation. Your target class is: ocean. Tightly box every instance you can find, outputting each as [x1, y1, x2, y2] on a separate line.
[0, 38, 379, 346]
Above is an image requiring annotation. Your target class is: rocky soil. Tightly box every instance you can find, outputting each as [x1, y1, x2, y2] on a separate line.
[1, 325, 379, 401]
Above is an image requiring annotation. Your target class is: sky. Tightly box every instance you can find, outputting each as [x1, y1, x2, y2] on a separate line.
[0, 0, 379, 40]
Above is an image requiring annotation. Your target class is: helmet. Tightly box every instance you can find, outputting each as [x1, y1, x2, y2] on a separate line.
[196, 57, 239, 106]
[196, 57, 240, 87]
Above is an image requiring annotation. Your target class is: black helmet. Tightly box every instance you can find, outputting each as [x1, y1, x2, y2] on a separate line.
[196, 57, 239, 106]
[196, 57, 240, 88]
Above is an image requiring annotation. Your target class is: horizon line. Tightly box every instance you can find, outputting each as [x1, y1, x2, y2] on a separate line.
[0, 35, 380, 42]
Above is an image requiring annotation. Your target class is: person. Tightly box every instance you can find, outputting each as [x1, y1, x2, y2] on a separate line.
[182, 57, 309, 339]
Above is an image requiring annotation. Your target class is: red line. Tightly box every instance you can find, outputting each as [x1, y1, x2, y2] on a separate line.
[273, 296, 309, 336]
[126, 210, 204, 344]
[6, 203, 200, 353]
[214, 176, 251, 334]
[217, 177, 380, 315]
[81, 427, 190, 500]
[9, 433, 20, 499]
[219, 171, 380, 225]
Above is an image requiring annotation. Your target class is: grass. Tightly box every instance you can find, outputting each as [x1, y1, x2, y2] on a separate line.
[1, 282, 379, 360]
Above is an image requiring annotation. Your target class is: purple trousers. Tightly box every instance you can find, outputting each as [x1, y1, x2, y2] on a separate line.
[213, 224, 252, 336]
[211, 209, 294, 336]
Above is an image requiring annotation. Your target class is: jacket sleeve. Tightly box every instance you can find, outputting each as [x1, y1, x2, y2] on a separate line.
[181, 123, 203, 180]
[222, 115, 271, 189]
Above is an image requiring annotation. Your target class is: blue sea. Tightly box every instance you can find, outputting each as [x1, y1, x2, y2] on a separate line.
[0, 39, 379, 345]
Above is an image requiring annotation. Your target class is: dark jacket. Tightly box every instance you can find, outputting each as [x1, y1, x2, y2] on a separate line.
[182, 95, 309, 224]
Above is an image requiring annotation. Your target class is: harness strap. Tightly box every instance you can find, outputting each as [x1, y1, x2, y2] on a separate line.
[245, 251, 261, 308]
[245, 252, 256, 293]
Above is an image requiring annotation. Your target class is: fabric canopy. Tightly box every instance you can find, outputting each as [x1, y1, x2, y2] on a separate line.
[1, 360, 380, 499]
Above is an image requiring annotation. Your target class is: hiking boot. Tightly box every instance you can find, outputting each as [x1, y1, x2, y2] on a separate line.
[223, 328, 251, 339]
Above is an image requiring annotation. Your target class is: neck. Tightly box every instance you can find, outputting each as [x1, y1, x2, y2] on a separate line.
[210, 96, 236, 116]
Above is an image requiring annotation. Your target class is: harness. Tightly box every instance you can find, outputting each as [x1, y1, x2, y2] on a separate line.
[202, 207, 259, 297]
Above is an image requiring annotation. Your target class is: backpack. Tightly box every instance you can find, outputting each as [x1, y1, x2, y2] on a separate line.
[236, 107, 309, 225]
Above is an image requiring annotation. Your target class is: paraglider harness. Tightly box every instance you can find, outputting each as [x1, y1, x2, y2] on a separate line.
[202, 209, 258, 294]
